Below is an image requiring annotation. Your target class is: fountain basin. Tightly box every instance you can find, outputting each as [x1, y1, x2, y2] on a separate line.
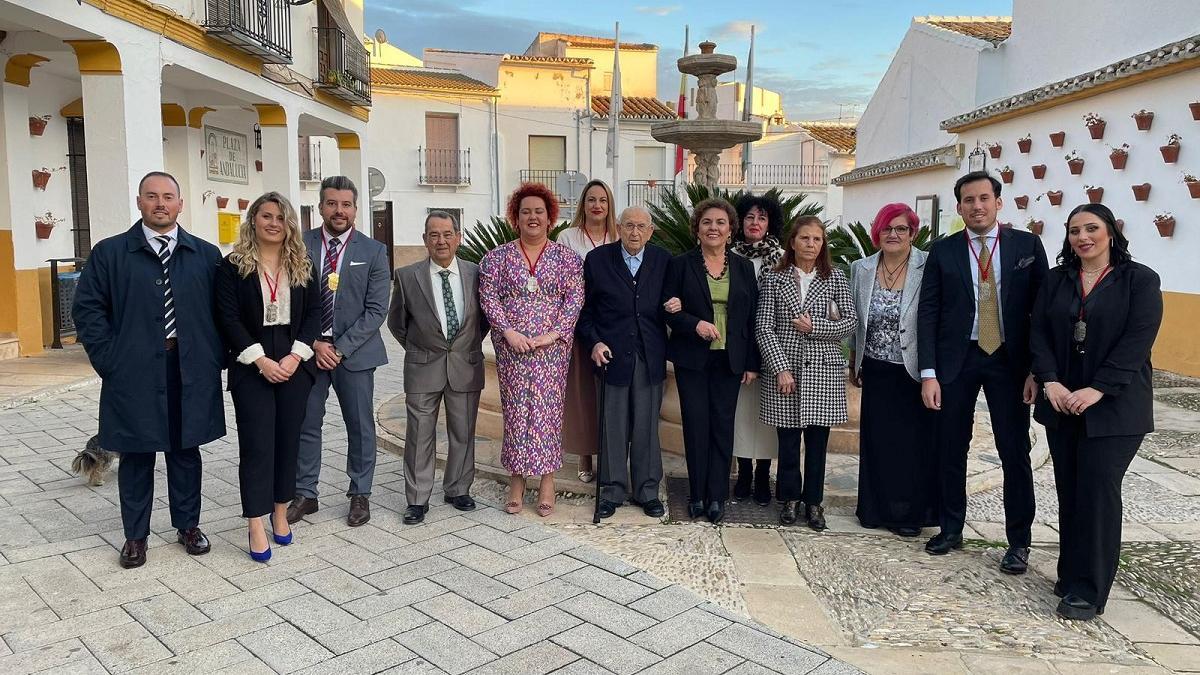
[677, 53, 738, 78]
[652, 119, 763, 151]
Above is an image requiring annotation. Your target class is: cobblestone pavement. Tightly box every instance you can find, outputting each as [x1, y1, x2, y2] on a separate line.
[0, 336, 849, 674]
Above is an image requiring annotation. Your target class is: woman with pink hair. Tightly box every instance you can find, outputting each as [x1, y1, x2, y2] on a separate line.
[849, 203, 937, 537]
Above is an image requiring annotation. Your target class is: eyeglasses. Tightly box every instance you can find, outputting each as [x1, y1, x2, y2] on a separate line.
[880, 226, 912, 236]
[424, 232, 458, 241]
[620, 223, 652, 232]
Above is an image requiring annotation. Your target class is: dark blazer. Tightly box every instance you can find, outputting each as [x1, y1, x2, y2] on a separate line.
[663, 247, 761, 374]
[303, 227, 390, 371]
[1030, 262, 1162, 437]
[215, 256, 322, 392]
[917, 226, 1048, 383]
[576, 242, 671, 387]
[72, 222, 226, 453]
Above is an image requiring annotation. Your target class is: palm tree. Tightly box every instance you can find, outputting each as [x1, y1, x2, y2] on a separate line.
[647, 185, 824, 256]
[457, 216, 570, 264]
[827, 221, 943, 276]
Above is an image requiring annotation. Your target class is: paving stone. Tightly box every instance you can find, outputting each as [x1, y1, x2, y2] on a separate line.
[463, 506, 532, 533]
[396, 621, 498, 674]
[128, 640, 258, 674]
[1103, 600, 1199, 645]
[82, 621, 173, 673]
[314, 607, 430, 655]
[463, 641, 579, 675]
[365, 554, 458, 590]
[472, 606, 582, 655]
[485, 578, 585, 619]
[269, 591, 359, 638]
[342, 578, 445, 620]
[378, 656, 445, 674]
[638, 642, 745, 675]
[160, 607, 284, 654]
[413, 592, 507, 637]
[237, 620, 334, 673]
[399, 516, 477, 543]
[5, 605, 132, 652]
[445, 544, 524, 576]
[199, 578, 309, 620]
[561, 566, 653, 604]
[628, 584, 706, 620]
[565, 546, 639, 576]
[293, 639, 417, 675]
[548, 660, 615, 675]
[123, 591, 210, 636]
[557, 592, 657, 638]
[506, 536, 584, 564]
[159, 566, 242, 605]
[456, 524, 529, 553]
[512, 525, 564, 543]
[430, 566, 517, 604]
[2, 535, 108, 563]
[0, 577, 59, 635]
[333, 523, 412, 553]
[496, 554, 588, 590]
[316, 540, 395, 577]
[1136, 642, 1200, 672]
[625, 571, 672, 591]
[630, 607, 732, 657]
[707, 623, 829, 675]
[551, 623, 661, 674]
[0, 638, 93, 675]
[381, 534, 471, 565]
[227, 554, 331, 591]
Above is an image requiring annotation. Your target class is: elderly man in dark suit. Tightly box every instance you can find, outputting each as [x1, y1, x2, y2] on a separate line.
[72, 171, 226, 568]
[387, 211, 487, 525]
[918, 171, 1048, 573]
[289, 176, 391, 527]
[576, 205, 670, 519]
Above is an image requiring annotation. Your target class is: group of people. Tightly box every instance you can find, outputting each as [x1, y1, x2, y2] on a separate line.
[73, 168, 1162, 624]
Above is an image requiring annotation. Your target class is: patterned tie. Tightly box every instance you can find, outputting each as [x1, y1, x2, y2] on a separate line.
[155, 236, 176, 339]
[976, 235, 1002, 354]
[321, 236, 340, 334]
[439, 269, 459, 340]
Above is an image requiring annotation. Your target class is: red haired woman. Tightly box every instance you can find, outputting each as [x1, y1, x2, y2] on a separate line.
[479, 183, 585, 516]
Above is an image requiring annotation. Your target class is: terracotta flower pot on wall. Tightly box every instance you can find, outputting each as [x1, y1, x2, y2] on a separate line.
[35, 220, 54, 239]
[1032, 164, 1047, 179]
[1018, 138, 1032, 153]
[1110, 152, 1128, 170]
[1086, 187, 1104, 203]
[255, 160, 263, 172]
[1132, 183, 1152, 201]
[1190, 102, 1200, 120]
[216, 196, 229, 209]
[29, 117, 48, 136]
[32, 170, 51, 190]
[1050, 131, 1066, 147]
[238, 198, 250, 210]
[988, 144, 1002, 159]
[1068, 158, 1085, 175]
[1027, 220, 1044, 235]
[1000, 168, 1014, 184]
[1161, 144, 1181, 163]
[1115, 219, 1125, 233]
[1014, 195, 1029, 209]
[1133, 111, 1155, 131]
[1187, 181, 1200, 199]
[1047, 190, 1064, 206]
[1154, 217, 1176, 238]
[1087, 121, 1106, 140]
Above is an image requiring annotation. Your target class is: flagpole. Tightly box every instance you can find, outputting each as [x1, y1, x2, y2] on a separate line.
[610, 22, 622, 209]
[675, 25, 689, 184]
[743, 24, 755, 191]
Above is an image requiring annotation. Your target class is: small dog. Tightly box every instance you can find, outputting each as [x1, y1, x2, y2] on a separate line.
[71, 435, 115, 486]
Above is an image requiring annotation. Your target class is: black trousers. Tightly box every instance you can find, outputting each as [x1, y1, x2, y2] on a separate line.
[231, 326, 315, 518]
[675, 350, 741, 504]
[776, 426, 830, 505]
[1047, 416, 1141, 609]
[118, 344, 201, 540]
[598, 352, 665, 504]
[936, 343, 1035, 547]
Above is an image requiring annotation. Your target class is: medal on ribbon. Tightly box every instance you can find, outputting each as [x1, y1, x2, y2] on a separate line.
[264, 267, 281, 323]
[327, 272, 339, 291]
[519, 239, 547, 295]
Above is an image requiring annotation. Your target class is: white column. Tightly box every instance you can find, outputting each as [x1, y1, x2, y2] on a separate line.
[0, 76, 42, 354]
[256, 104, 300, 209]
[336, 132, 367, 233]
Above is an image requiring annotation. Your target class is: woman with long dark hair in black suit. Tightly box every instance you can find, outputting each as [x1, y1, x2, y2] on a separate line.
[216, 192, 322, 562]
[664, 198, 760, 524]
[1031, 203, 1162, 621]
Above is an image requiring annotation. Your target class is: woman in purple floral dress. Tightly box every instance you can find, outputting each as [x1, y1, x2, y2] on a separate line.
[479, 183, 584, 517]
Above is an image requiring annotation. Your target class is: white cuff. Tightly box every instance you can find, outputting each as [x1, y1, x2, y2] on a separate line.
[237, 343, 265, 365]
[290, 340, 314, 361]
[920, 368, 937, 380]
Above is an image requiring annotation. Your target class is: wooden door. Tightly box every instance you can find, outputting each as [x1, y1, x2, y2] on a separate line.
[372, 201, 394, 271]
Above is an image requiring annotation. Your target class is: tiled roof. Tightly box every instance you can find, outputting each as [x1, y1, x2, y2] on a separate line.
[917, 16, 1012, 45]
[942, 33, 1200, 131]
[536, 32, 657, 51]
[371, 68, 496, 95]
[832, 144, 961, 186]
[502, 54, 594, 66]
[591, 96, 677, 120]
[799, 122, 857, 153]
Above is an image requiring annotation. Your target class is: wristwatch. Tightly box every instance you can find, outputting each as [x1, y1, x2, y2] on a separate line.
[334, 347, 345, 359]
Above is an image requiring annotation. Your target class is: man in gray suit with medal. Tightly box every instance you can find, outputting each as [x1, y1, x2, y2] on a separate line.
[288, 176, 390, 527]
[387, 211, 486, 524]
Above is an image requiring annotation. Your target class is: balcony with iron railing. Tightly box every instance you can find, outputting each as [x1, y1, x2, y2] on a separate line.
[298, 139, 322, 182]
[203, 0, 292, 64]
[715, 163, 830, 187]
[419, 148, 471, 186]
[519, 169, 568, 202]
[627, 180, 674, 211]
[314, 27, 371, 106]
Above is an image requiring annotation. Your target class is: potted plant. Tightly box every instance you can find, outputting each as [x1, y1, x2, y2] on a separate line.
[1050, 131, 1066, 147]
[237, 198, 250, 210]
[216, 195, 230, 209]
[1084, 112, 1106, 140]
[1085, 185, 1104, 203]
[1132, 183, 1152, 201]
[1065, 150, 1085, 175]
[1108, 143, 1130, 170]
[28, 115, 51, 136]
[1161, 134, 1182, 163]
[32, 166, 65, 190]
[1032, 164, 1048, 179]
[1132, 109, 1155, 131]
[999, 165, 1014, 184]
[987, 142, 1002, 159]
[1025, 218, 1045, 235]
[34, 211, 65, 239]
[1115, 219, 1125, 233]
[1190, 101, 1200, 121]
[1154, 212, 1176, 238]
[1184, 173, 1200, 199]
[1014, 195, 1030, 209]
[1047, 190, 1064, 206]
[1017, 134, 1032, 153]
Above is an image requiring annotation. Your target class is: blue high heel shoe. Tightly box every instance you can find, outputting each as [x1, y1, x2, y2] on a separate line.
[270, 515, 293, 546]
[248, 532, 271, 562]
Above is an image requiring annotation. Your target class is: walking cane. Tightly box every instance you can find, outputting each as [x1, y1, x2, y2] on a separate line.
[592, 352, 611, 524]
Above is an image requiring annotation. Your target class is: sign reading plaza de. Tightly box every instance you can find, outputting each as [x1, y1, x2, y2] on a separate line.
[204, 125, 249, 185]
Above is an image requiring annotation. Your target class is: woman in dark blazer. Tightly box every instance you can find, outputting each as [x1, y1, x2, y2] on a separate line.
[216, 192, 322, 562]
[1031, 203, 1162, 621]
[664, 198, 760, 524]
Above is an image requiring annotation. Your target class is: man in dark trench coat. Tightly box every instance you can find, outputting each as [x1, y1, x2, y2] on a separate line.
[73, 171, 226, 568]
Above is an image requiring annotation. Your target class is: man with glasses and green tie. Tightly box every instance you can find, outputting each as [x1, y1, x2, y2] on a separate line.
[387, 210, 487, 524]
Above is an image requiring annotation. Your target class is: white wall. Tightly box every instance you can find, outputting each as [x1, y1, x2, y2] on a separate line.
[839, 165, 960, 231]
[423, 51, 504, 88]
[584, 119, 672, 213]
[19, 67, 80, 268]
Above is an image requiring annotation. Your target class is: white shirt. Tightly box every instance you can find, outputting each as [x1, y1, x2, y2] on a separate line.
[558, 227, 615, 260]
[234, 267, 315, 366]
[142, 223, 178, 256]
[793, 266, 818, 306]
[319, 225, 353, 336]
[429, 258, 465, 337]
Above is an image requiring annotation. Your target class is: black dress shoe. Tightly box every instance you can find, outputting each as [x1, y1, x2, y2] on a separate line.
[347, 495, 371, 527]
[177, 528, 211, 555]
[1056, 593, 1102, 621]
[687, 499, 705, 519]
[597, 500, 619, 519]
[924, 532, 964, 555]
[1053, 581, 1066, 598]
[286, 496, 319, 525]
[639, 499, 665, 518]
[753, 461, 772, 506]
[732, 463, 752, 501]
[890, 526, 922, 538]
[805, 504, 827, 531]
[443, 494, 476, 511]
[120, 538, 147, 568]
[1000, 546, 1030, 575]
[706, 500, 725, 524]
[403, 504, 429, 525]
[779, 500, 799, 525]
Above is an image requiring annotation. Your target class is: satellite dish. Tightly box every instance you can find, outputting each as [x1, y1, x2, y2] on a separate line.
[374, 29, 388, 45]
[555, 171, 588, 204]
[368, 167, 386, 198]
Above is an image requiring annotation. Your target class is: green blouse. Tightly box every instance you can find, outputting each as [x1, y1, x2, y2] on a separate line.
[707, 274, 729, 350]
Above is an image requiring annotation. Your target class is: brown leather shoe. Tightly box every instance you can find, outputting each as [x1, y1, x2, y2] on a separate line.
[347, 495, 370, 527]
[120, 538, 147, 568]
[177, 528, 211, 555]
[286, 496, 319, 525]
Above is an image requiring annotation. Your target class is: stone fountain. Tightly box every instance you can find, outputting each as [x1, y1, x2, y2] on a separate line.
[651, 41, 762, 188]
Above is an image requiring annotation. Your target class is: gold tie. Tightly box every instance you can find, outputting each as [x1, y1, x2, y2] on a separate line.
[976, 235, 1002, 354]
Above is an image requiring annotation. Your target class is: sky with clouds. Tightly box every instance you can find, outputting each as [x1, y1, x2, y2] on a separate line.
[365, 0, 1012, 121]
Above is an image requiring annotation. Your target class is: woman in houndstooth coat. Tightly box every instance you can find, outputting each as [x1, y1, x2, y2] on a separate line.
[757, 216, 856, 530]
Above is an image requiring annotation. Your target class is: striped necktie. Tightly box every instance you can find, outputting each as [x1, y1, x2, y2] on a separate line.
[155, 236, 176, 339]
[321, 236, 340, 335]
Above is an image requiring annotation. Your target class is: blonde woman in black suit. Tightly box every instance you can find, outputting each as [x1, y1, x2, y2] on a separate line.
[216, 192, 321, 562]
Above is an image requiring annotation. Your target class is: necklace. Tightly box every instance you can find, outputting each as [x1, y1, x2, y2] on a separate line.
[703, 253, 728, 280]
[879, 256, 908, 289]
